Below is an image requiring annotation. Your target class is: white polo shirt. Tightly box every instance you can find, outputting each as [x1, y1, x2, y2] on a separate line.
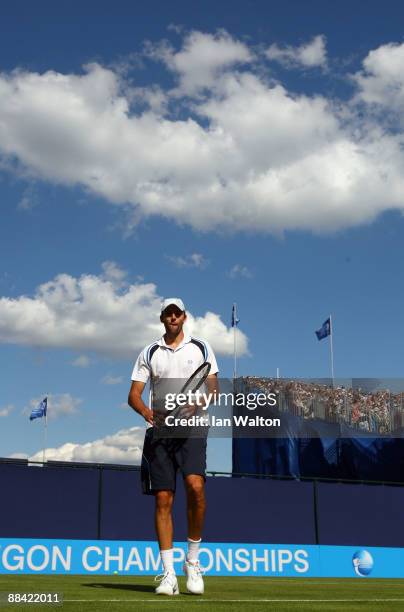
[131, 334, 219, 383]
[131, 335, 218, 421]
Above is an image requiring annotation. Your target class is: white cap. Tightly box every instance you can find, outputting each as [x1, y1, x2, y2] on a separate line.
[161, 298, 185, 313]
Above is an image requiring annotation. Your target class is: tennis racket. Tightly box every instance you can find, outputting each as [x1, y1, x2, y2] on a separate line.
[167, 361, 211, 419]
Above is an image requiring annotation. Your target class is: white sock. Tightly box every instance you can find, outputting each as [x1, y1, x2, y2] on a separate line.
[160, 549, 174, 574]
[187, 537, 201, 563]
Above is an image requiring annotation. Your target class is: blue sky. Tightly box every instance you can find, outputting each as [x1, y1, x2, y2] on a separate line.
[2, 0, 404, 470]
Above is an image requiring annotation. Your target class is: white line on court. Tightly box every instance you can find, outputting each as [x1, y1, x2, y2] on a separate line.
[64, 598, 404, 603]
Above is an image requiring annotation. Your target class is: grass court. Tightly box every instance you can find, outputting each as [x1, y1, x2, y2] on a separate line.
[2, 575, 404, 611]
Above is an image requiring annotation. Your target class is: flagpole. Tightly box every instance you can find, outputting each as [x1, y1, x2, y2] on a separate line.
[43, 395, 48, 464]
[329, 315, 335, 383]
[233, 302, 237, 380]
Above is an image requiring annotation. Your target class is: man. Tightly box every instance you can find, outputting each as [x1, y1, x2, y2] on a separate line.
[128, 298, 219, 596]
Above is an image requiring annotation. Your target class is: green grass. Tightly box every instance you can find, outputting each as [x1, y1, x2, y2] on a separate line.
[1, 575, 404, 611]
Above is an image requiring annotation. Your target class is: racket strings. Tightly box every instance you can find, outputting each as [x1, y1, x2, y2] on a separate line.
[181, 363, 211, 394]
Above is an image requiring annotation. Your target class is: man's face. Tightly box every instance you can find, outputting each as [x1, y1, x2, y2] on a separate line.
[160, 306, 186, 334]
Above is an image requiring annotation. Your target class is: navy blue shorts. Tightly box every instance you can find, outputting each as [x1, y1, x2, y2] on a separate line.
[141, 428, 207, 495]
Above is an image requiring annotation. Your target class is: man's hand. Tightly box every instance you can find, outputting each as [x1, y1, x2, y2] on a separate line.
[141, 407, 154, 426]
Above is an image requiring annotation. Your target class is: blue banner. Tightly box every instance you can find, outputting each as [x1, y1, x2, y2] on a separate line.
[1, 539, 404, 578]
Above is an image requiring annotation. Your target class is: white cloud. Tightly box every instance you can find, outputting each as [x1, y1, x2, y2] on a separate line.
[26, 426, 145, 465]
[167, 23, 184, 35]
[101, 375, 124, 385]
[229, 264, 253, 279]
[266, 35, 327, 69]
[1, 32, 404, 235]
[27, 394, 81, 420]
[353, 42, 404, 112]
[166, 253, 208, 269]
[147, 29, 253, 95]
[18, 185, 38, 211]
[101, 260, 128, 285]
[0, 404, 14, 417]
[72, 355, 91, 368]
[0, 263, 248, 358]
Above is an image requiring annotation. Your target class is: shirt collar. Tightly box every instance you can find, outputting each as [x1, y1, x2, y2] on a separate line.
[158, 334, 191, 349]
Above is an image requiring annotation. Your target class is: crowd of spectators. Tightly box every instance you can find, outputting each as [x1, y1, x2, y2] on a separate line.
[242, 377, 404, 433]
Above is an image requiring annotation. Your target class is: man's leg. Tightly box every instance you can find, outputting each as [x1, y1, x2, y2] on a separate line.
[177, 434, 207, 594]
[154, 489, 179, 595]
[155, 490, 174, 551]
[184, 474, 206, 541]
[183, 474, 205, 594]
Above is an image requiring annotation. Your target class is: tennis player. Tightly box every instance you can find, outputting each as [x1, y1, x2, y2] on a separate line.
[128, 298, 219, 596]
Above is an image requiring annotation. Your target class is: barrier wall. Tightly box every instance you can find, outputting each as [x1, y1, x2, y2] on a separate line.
[0, 461, 315, 544]
[0, 463, 99, 539]
[2, 459, 404, 548]
[2, 459, 404, 578]
[316, 482, 404, 547]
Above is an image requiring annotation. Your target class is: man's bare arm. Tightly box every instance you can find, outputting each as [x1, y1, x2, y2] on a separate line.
[128, 381, 153, 425]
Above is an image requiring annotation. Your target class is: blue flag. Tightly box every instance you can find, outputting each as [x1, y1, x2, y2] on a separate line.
[231, 304, 240, 327]
[315, 318, 331, 341]
[30, 397, 47, 421]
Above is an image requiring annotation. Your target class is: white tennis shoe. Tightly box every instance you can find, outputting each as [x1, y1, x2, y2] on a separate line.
[154, 570, 179, 595]
[183, 560, 204, 594]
